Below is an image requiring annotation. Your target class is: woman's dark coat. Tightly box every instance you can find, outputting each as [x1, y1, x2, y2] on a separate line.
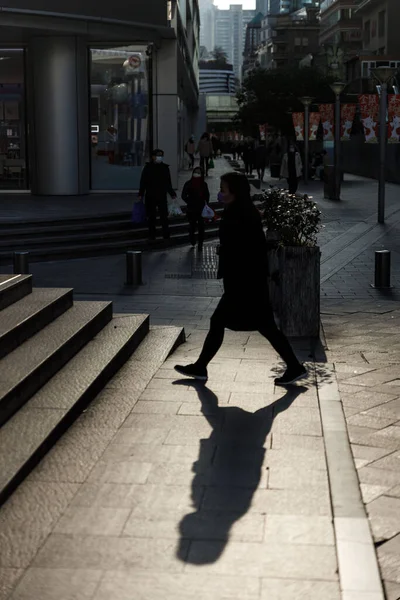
[216, 201, 270, 331]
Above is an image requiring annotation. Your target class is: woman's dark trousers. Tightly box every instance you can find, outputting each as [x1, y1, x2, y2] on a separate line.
[188, 213, 205, 248]
[287, 177, 298, 195]
[196, 302, 299, 369]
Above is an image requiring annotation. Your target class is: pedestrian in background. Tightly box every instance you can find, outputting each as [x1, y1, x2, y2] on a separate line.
[280, 141, 302, 194]
[255, 140, 268, 182]
[138, 148, 176, 240]
[242, 139, 255, 176]
[175, 171, 306, 386]
[182, 167, 210, 252]
[197, 132, 213, 177]
[185, 135, 195, 169]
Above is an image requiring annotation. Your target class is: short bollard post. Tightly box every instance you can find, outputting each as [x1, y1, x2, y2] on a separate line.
[13, 251, 29, 274]
[373, 250, 391, 289]
[126, 251, 142, 286]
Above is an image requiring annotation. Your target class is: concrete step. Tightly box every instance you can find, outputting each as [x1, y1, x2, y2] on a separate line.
[0, 288, 73, 360]
[0, 321, 183, 506]
[0, 300, 113, 428]
[0, 202, 223, 241]
[0, 275, 32, 310]
[0, 225, 220, 264]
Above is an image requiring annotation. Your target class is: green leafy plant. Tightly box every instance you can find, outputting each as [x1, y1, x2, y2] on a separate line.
[259, 187, 321, 247]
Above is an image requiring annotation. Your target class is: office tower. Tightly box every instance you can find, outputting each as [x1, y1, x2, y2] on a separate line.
[199, 0, 216, 52]
[214, 5, 256, 80]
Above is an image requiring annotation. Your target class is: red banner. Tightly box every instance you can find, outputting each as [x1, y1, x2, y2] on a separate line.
[309, 112, 320, 141]
[388, 95, 400, 143]
[359, 94, 379, 143]
[318, 104, 334, 141]
[259, 124, 266, 140]
[341, 104, 356, 141]
[292, 113, 304, 141]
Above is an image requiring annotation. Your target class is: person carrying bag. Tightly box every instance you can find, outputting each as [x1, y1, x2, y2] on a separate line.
[182, 167, 210, 252]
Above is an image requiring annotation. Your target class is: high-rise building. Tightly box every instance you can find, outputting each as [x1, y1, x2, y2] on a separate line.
[256, 0, 269, 15]
[214, 5, 256, 80]
[258, 4, 320, 69]
[319, 0, 361, 53]
[199, 0, 216, 52]
[268, 0, 319, 13]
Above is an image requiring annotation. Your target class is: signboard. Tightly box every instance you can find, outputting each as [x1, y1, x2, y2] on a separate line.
[318, 104, 334, 141]
[388, 95, 400, 143]
[292, 113, 304, 141]
[340, 104, 356, 141]
[309, 112, 320, 141]
[359, 94, 379, 143]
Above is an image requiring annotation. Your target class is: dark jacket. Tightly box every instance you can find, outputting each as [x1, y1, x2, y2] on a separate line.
[218, 201, 268, 294]
[255, 145, 267, 168]
[139, 162, 175, 201]
[182, 179, 210, 214]
[215, 201, 270, 331]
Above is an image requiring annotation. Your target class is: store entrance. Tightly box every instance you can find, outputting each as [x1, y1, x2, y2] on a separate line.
[0, 49, 28, 190]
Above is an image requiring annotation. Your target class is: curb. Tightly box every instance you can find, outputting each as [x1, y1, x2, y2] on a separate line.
[315, 362, 385, 600]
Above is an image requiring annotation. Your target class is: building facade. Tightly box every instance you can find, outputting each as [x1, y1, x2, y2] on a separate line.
[242, 13, 264, 79]
[0, 0, 199, 194]
[319, 0, 362, 56]
[214, 5, 256, 81]
[258, 5, 320, 69]
[199, 0, 216, 52]
[356, 0, 400, 56]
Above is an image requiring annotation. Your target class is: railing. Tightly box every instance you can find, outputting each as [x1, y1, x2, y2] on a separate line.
[320, 0, 339, 13]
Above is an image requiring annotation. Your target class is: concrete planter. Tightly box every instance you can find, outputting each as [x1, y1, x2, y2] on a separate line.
[267, 244, 320, 338]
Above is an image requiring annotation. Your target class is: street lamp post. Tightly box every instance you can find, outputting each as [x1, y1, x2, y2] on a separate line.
[371, 67, 397, 224]
[330, 82, 346, 201]
[299, 96, 313, 185]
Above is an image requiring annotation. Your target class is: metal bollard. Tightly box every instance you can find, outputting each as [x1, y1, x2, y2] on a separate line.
[373, 250, 392, 289]
[126, 251, 142, 286]
[13, 251, 29, 275]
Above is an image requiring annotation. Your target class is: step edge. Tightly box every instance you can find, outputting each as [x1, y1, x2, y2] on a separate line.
[0, 314, 150, 505]
[0, 301, 113, 427]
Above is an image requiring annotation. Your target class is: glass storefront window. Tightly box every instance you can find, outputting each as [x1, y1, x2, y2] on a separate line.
[0, 49, 28, 190]
[90, 46, 150, 190]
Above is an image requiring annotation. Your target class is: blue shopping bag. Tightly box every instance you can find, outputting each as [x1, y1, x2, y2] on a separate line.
[132, 201, 146, 225]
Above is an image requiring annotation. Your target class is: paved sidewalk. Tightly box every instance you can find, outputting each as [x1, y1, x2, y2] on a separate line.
[322, 300, 400, 600]
[1, 162, 400, 599]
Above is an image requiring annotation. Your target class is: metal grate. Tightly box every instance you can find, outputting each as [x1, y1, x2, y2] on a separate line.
[165, 244, 219, 280]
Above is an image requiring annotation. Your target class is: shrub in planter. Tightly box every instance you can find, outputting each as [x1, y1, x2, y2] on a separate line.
[259, 187, 322, 338]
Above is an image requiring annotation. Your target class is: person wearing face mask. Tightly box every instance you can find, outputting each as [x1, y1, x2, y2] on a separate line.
[181, 167, 210, 252]
[280, 141, 303, 194]
[175, 172, 307, 386]
[138, 149, 177, 240]
[185, 135, 196, 169]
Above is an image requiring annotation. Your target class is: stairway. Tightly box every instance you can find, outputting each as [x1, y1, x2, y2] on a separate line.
[0, 203, 223, 265]
[0, 274, 184, 505]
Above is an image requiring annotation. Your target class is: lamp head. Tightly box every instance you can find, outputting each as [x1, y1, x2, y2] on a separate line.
[299, 96, 313, 107]
[371, 66, 397, 85]
[330, 82, 346, 96]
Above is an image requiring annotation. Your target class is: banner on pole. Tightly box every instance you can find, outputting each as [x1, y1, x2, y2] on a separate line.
[292, 113, 304, 141]
[359, 94, 379, 143]
[259, 124, 266, 140]
[340, 104, 356, 141]
[318, 104, 334, 141]
[309, 112, 320, 141]
[388, 95, 400, 143]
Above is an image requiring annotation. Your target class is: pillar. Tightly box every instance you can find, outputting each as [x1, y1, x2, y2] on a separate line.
[153, 40, 178, 188]
[28, 36, 90, 195]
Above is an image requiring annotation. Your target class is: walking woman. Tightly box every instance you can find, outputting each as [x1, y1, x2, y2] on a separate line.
[197, 132, 213, 176]
[182, 167, 210, 252]
[175, 172, 307, 386]
[280, 141, 302, 194]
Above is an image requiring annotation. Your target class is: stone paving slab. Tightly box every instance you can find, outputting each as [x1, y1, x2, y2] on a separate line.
[323, 300, 400, 599]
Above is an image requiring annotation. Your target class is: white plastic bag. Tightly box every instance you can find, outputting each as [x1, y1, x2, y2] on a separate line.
[201, 204, 215, 219]
[168, 198, 184, 217]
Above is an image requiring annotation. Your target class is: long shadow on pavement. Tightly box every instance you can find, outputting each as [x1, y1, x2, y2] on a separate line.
[173, 379, 308, 565]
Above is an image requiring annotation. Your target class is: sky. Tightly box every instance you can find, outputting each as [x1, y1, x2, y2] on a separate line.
[213, 1, 256, 8]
